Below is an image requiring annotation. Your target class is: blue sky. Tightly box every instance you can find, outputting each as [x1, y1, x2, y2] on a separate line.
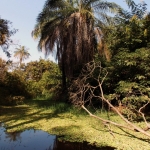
[0, 0, 50, 62]
[0, 0, 150, 63]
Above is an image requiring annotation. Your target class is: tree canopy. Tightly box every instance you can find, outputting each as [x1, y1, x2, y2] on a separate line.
[0, 17, 17, 57]
[32, 0, 121, 87]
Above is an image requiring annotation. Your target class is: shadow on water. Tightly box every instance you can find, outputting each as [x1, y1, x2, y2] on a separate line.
[0, 123, 116, 150]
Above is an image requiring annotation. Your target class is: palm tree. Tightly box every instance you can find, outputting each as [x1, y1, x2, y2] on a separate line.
[14, 46, 30, 66]
[32, 0, 121, 88]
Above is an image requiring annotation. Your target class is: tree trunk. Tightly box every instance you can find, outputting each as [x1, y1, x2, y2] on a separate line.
[61, 60, 66, 91]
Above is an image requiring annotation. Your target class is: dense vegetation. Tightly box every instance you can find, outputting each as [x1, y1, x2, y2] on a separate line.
[0, 58, 61, 105]
[1, 0, 150, 149]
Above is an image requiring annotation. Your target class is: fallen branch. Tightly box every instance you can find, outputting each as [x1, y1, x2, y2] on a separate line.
[81, 105, 134, 131]
[69, 61, 150, 138]
[139, 102, 150, 131]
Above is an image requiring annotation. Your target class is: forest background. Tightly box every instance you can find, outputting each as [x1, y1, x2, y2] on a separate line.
[1, 0, 150, 149]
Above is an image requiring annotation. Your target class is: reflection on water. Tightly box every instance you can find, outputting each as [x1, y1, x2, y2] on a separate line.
[0, 123, 115, 150]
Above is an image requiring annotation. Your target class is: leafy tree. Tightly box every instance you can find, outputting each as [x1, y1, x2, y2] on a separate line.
[111, 48, 150, 115]
[14, 46, 30, 66]
[76, 1, 150, 119]
[32, 0, 121, 88]
[0, 69, 31, 105]
[100, 0, 150, 118]
[69, 61, 150, 138]
[28, 70, 61, 98]
[0, 17, 17, 57]
[105, 0, 148, 55]
[24, 59, 61, 98]
[0, 58, 7, 83]
[24, 58, 57, 81]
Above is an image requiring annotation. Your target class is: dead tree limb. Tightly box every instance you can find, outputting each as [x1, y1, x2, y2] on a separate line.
[69, 61, 150, 138]
[139, 102, 150, 131]
[81, 105, 134, 131]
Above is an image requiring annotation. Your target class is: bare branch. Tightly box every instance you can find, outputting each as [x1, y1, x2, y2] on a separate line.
[69, 61, 150, 138]
[139, 101, 150, 130]
[82, 105, 134, 131]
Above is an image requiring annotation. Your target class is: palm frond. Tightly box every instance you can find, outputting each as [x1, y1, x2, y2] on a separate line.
[125, 0, 147, 18]
[32, 0, 122, 80]
[92, 1, 121, 14]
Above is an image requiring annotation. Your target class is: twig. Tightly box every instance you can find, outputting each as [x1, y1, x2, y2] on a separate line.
[70, 61, 150, 138]
[139, 101, 150, 130]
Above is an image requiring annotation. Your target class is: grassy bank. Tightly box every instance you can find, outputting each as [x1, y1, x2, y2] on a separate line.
[0, 99, 150, 150]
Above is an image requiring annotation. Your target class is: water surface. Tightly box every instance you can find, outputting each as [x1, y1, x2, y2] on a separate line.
[0, 123, 115, 150]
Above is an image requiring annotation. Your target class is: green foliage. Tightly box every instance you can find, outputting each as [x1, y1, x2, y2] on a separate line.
[25, 59, 61, 98]
[0, 57, 61, 105]
[98, 2, 150, 119]
[0, 70, 31, 105]
[111, 48, 150, 85]
[106, 1, 149, 55]
[1, 102, 150, 150]
[102, 47, 150, 119]
[24, 58, 55, 81]
[0, 17, 17, 57]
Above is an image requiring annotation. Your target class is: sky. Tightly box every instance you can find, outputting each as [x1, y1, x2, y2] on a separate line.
[0, 0, 150, 63]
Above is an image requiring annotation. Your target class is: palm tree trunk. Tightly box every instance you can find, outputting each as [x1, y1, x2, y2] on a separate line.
[62, 60, 66, 90]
